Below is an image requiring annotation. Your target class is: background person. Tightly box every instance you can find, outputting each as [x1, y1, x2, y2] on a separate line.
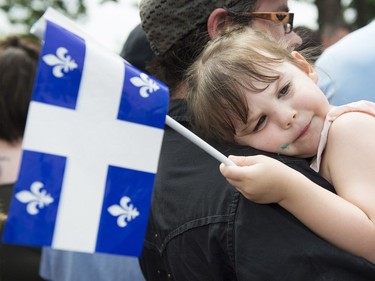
[0, 34, 43, 281]
[315, 20, 375, 105]
[120, 23, 154, 74]
[320, 21, 352, 50]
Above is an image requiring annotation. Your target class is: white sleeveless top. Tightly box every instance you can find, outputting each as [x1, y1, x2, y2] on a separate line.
[310, 100, 375, 172]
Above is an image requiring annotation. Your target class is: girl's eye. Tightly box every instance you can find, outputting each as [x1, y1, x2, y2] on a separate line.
[253, 115, 266, 132]
[278, 82, 291, 98]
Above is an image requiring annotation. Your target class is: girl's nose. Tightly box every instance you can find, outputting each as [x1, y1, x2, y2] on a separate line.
[279, 109, 297, 129]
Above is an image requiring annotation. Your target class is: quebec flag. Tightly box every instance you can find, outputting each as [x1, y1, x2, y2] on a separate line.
[2, 9, 169, 257]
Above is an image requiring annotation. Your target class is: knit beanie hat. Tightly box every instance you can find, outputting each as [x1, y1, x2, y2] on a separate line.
[139, 0, 239, 56]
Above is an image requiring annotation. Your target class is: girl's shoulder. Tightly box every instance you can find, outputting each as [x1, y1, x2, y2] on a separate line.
[321, 102, 375, 185]
[329, 100, 375, 119]
[327, 100, 375, 134]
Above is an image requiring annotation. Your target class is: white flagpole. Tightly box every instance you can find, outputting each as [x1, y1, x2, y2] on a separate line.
[165, 115, 235, 166]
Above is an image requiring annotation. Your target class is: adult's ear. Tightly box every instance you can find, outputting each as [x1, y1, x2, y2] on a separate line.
[291, 51, 318, 83]
[207, 8, 231, 39]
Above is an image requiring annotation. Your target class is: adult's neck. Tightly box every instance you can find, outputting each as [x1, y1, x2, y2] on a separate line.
[0, 139, 23, 185]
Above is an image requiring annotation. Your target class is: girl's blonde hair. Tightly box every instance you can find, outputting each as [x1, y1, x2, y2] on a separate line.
[186, 26, 311, 143]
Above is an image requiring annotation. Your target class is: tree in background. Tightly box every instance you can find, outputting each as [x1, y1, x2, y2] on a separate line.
[307, 0, 375, 31]
[1, 0, 374, 38]
[0, 0, 140, 30]
[0, 0, 87, 27]
[350, 0, 375, 27]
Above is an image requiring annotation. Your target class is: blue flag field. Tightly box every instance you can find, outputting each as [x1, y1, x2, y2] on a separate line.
[2, 9, 169, 257]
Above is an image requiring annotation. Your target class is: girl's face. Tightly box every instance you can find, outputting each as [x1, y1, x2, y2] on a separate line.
[234, 53, 332, 158]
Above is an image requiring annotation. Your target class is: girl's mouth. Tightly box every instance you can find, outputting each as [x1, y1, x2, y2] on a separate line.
[295, 122, 311, 142]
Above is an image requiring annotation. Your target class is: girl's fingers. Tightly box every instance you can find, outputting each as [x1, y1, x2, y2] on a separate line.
[228, 155, 260, 166]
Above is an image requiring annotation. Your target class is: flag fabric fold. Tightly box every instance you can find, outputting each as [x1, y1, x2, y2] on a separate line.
[2, 9, 169, 257]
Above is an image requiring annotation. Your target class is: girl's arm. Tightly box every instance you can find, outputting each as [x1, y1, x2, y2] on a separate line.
[317, 111, 375, 262]
[220, 112, 375, 263]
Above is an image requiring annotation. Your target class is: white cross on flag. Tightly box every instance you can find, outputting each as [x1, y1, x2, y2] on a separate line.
[2, 9, 169, 257]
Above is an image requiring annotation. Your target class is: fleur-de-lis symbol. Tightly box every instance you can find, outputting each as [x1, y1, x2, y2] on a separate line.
[15, 181, 54, 215]
[42, 47, 78, 78]
[107, 196, 140, 228]
[130, 73, 160, 98]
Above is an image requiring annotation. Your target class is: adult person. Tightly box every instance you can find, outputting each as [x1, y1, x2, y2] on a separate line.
[39, 23, 148, 281]
[320, 22, 352, 50]
[120, 23, 154, 73]
[40, 250, 146, 281]
[186, 26, 375, 264]
[0, 35, 43, 281]
[316, 20, 375, 105]
[138, 0, 375, 280]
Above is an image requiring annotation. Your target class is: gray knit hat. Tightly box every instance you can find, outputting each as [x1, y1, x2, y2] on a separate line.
[140, 0, 239, 56]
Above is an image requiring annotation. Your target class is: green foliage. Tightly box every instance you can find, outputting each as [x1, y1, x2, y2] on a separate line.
[349, 0, 375, 28]
[2, 0, 373, 36]
[0, 0, 119, 31]
[0, 0, 140, 34]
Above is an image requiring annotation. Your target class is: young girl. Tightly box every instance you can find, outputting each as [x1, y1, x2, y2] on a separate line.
[186, 27, 375, 264]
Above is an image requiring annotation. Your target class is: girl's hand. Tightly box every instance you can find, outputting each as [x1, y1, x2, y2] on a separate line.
[220, 155, 296, 204]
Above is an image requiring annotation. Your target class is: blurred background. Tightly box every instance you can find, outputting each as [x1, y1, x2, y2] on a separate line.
[0, 0, 374, 53]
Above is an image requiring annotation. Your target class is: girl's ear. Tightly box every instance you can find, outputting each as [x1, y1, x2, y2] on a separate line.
[291, 51, 318, 83]
[207, 8, 231, 39]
